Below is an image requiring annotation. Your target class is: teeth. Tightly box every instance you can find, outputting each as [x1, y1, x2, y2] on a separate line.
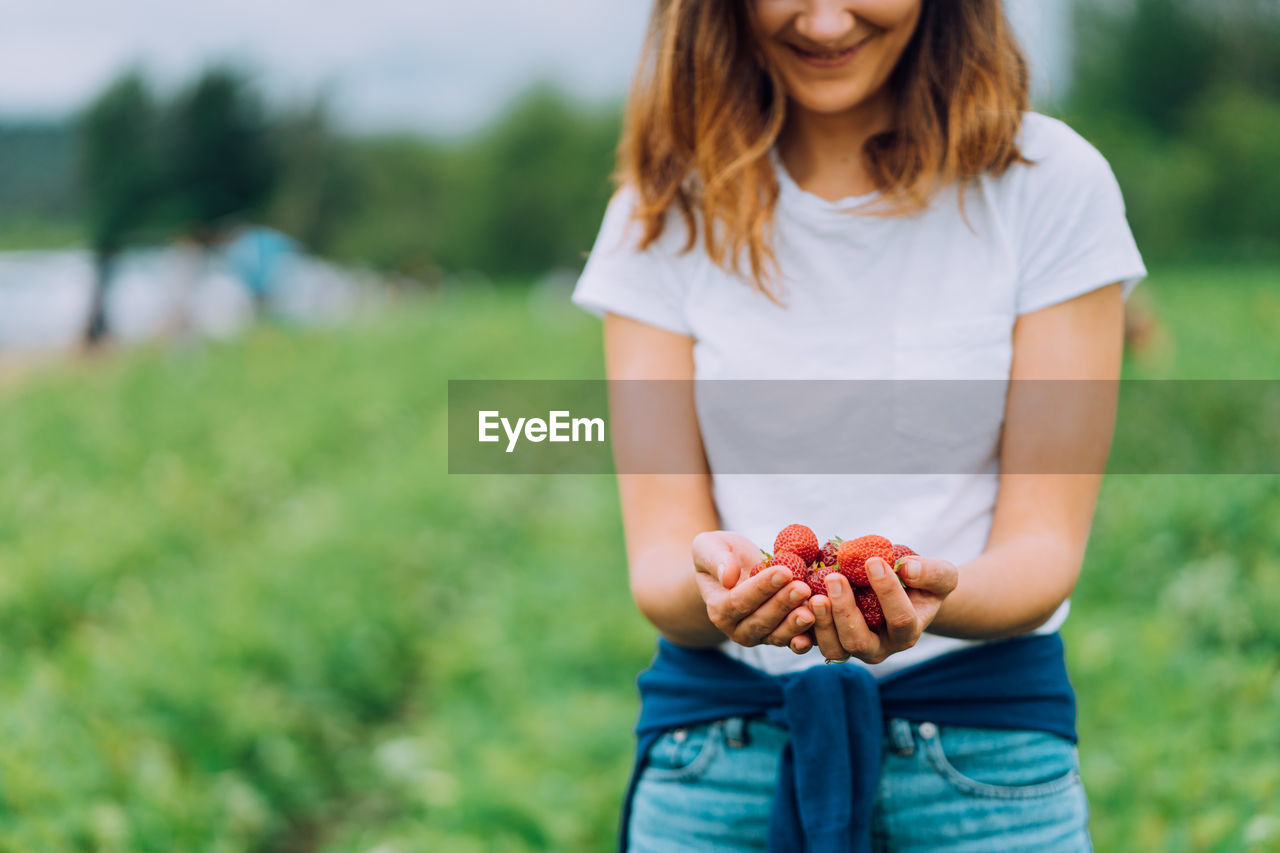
[800, 46, 851, 60]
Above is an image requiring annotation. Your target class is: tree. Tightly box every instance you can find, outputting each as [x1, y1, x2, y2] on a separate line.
[265, 98, 358, 255]
[1068, 0, 1280, 258]
[77, 70, 162, 346]
[1071, 0, 1216, 135]
[165, 66, 279, 239]
[466, 85, 619, 278]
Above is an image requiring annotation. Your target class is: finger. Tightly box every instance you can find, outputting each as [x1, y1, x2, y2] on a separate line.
[824, 573, 881, 662]
[867, 556, 919, 649]
[734, 582, 812, 645]
[691, 531, 738, 584]
[693, 569, 735, 633]
[895, 556, 958, 596]
[720, 563, 742, 589]
[763, 604, 815, 647]
[694, 565, 728, 602]
[720, 567, 792, 624]
[809, 595, 849, 662]
[692, 531, 763, 588]
[789, 631, 814, 654]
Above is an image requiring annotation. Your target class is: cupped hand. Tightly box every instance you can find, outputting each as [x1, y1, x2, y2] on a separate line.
[802, 555, 958, 664]
[692, 531, 815, 648]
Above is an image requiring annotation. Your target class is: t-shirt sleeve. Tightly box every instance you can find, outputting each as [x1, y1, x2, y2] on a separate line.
[1010, 116, 1148, 316]
[571, 184, 692, 336]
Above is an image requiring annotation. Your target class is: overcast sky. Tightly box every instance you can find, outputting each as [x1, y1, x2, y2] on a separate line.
[0, 0, 1071, 134]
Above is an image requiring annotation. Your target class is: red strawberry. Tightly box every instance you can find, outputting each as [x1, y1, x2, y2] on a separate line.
[748, 559, 770, 578]
[769, 550, 807, 581]
[837, 535, 895, 587]
[891, 544, 917, 567]
[804, 566, 838, 598]
[819, 538, 841, 566]
[855, 587, 886, 631]
[774, 525, 820, 565]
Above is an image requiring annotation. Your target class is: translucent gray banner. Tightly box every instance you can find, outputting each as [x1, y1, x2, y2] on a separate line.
[447, 380, 1280, 474]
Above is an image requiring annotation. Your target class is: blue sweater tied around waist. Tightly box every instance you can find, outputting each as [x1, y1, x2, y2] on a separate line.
[622, 633, 1076, 852]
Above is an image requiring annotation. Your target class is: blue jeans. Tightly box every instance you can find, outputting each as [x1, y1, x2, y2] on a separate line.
[628, 716, 1091, 852]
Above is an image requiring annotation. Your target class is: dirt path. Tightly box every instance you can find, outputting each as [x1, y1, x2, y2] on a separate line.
[0, 345, 119, 394]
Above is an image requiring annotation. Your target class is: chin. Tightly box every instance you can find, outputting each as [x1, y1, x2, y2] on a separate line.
[788, 82, 876, 116]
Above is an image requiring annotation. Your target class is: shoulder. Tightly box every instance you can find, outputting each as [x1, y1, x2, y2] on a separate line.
[572, 183, 699, 334]
[994, 115, 1147, 312]
[982, 112, 1127, 225]
[594, 183, 696, 264]
[1002, 112, 1117, 193]
[1017, 112, 1105, 163]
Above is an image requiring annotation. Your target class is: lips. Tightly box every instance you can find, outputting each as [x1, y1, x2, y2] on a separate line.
[786, 36, 869, 68]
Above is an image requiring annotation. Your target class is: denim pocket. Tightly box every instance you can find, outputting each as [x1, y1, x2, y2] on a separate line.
[643, 721, 723, 782]
[920, 723, 1081, 800]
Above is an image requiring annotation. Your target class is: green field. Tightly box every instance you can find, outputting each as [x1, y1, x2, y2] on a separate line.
[1, 266, 1278, 852]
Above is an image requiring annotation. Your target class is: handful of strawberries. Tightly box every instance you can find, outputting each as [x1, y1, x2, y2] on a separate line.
[748, 523, 917, 631]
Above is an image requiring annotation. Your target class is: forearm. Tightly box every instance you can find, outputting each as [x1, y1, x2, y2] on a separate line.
[630, 541, 726, 648]
[927, 535, 1083, 640]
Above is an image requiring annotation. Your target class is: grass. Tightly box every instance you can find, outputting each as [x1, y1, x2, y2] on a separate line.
[0, 268, 1277, 851]
[0, 218, 84, 251]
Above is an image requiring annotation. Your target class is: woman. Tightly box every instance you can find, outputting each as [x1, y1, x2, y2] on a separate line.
[572, 1, 1145, 850]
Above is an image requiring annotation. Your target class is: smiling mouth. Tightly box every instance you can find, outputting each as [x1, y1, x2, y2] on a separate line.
[787, 37, 870, 66]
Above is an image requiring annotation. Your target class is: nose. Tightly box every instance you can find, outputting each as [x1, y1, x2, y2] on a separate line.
[794, 0, 857, 46]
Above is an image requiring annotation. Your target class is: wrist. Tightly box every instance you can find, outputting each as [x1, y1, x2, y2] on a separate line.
[633, 565, 726, 647]
[928, 590, 1056, 640]
[658, 624, 729, 648]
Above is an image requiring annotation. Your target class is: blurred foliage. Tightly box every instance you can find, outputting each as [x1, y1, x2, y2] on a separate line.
[6, 2, 1280, 275]
[0, 218, 84, 252]
[163, 67, 279, 235]
[0, 124, 84, 246]
[265, 102, 361, 256]
[1066, 0, 1280, 260]
[77, 71, 169, 344]
[0, 124, 78, 222]
[77, 65, 282, 251]
[0, 264, 1277, 850]
[3, 74, 619, 284]
[328, 86, 619, 281]
[78, 71, 165, 256]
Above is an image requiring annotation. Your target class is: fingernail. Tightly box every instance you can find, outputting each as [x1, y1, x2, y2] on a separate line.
[789, 587, 806, 603]
[901, 559, 921, 581]
[868, 557, 887, 581]
[796, 614, 813, 628]
[814, 600, 828, 617]
[772, 571, 788, 589]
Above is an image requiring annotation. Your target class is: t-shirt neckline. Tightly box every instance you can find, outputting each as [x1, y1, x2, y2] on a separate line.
[769, 146, 882, 217]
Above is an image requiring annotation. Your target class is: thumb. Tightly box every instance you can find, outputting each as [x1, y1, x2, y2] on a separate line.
[895, 556, 958, 595]
[720, 562, 742, 588]
[692, 531, 758, 588]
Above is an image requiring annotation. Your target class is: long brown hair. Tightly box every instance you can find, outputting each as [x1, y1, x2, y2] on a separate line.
[617, 1, 1030, 295]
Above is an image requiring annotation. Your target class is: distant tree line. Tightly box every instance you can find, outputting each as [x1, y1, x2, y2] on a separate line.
[1065, 0, 1280, 260]
[0, 0, 1276, 323]
[76, 67, 334, 345]
[56, 68, 620, 346]
[326, 86, 619, 283]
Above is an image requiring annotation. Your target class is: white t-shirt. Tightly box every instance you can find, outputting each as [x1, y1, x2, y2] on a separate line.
[572, 112, 1147, 677]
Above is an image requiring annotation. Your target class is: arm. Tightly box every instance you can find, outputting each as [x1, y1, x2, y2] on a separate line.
[928, 282, 1125, 638]
[604, 313, 815, 648]
[775, 284, 1123, 662]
